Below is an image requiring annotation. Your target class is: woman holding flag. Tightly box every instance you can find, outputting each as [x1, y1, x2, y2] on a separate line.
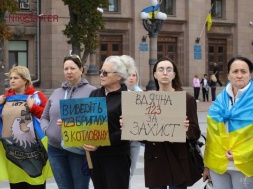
[0, 66, 52, 189]
[203, 56, 253, 189]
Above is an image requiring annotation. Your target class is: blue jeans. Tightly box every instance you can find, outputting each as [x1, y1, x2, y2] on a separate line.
[130, 141, 141, 177]
[210, 169, 253, 189]
[150, 186, 187, 189]
[48, 144, 90, 189]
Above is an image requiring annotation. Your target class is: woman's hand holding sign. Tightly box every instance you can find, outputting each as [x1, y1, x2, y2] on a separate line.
[57, 119, 62, 126]
[83, 144, 99, 152]
[184, 116, 189, 132]
[119, 115, 123, 130]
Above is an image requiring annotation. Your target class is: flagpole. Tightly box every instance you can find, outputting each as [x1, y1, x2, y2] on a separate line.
[197, 19, 208, 42]
[195, 4, 213, 43]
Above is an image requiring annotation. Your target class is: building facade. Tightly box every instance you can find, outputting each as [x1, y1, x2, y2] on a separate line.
[3, 0, 253, 89]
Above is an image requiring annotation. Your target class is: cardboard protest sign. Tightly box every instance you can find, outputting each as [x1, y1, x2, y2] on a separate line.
[122, 91, 186, 142]
[60, 97, 110, 147]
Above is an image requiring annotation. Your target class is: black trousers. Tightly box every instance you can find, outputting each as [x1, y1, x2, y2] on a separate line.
[215, 74, 222, 86]
[211, 87, 216, 101]
[193, 87, 200, 100]
[202, 88, 209, 101]
[90, 154, 130, 189]
[10, 182, 46, 189]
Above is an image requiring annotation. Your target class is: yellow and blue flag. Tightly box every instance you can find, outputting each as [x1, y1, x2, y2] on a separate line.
[0, 95, 53, 185]
[206, 9, 212, 31]
[206, 13, 212, 31]
[204, 81, 253, 176]
[141, 3, 161, 18]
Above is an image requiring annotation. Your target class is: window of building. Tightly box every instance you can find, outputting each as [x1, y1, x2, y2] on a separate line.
[15, 0, 30, 10]
[208, 39, 227, 83]
[8, 41, 28, 68]
[104, 0, 119, 12]
[160, 0, 175, 15]
[211, 0, 222, 18]
[99, 35, 122, 68]
[157, 37, 177, 62]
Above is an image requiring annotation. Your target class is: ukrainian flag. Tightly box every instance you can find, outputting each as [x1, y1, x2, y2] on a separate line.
[0, 95, 53, 185]
[204, 81, 253, 177]
[206, 12, 212, 31]
[141, 3, 161, 18]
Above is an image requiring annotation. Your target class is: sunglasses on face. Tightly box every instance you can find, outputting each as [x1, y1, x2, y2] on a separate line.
[64, 54, 82, 63]
[99, 70, 117, 77]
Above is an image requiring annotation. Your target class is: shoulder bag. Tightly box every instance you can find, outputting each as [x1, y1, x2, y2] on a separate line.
[200, 179, 214, 189]
[188, 134, 206, 175]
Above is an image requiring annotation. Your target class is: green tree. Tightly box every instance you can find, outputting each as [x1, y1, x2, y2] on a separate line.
[0, 0, 19, 94]
[62, 0, 108, 63]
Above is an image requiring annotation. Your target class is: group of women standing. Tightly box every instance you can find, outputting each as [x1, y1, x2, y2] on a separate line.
[193, 73, 218, 102]
[0, 54, 253, 189]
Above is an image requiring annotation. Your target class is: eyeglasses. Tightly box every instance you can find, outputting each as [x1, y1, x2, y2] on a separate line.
[156, 67, 174, 73]
[64, 54, 82, 63]
[99, 70, 117, 77]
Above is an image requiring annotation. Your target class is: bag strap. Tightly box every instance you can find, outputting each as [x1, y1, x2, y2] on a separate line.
[188, 134, 206, 151]
[197, 134, 206, 148]
[201, 134, 206, 141]
[200, 179, 213, 189]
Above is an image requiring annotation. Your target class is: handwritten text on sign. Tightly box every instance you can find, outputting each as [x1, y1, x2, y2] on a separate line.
[122, 91, 186, 142]
[60, 97, 111, 147]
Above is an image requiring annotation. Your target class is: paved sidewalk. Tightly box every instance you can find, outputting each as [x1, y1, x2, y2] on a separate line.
[0, 102, 213, 189]
[197, 101, 213, 112]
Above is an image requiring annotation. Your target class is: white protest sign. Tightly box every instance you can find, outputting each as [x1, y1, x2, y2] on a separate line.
[122, 91, 186, 142]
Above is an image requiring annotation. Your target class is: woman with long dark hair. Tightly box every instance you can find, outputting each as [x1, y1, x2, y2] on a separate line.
[144, 56, 201, 189]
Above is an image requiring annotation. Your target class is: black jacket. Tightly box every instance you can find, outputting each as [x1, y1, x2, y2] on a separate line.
[210, 80, 216, 88]
[89, 84, 130, 156]
[144, 93, 201, 187]
[200, 78, 210, 88]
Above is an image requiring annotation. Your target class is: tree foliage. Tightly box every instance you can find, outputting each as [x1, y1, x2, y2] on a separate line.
[0, 0, 19, 40]
[62, 0, 108, 62]
[0, 0, 19, 95]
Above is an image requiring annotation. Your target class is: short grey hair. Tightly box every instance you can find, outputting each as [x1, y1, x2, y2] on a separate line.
[104, 55, 136, 84]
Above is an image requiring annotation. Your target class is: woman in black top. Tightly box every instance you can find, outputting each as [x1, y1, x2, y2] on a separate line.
[83, 55, 137, 189]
